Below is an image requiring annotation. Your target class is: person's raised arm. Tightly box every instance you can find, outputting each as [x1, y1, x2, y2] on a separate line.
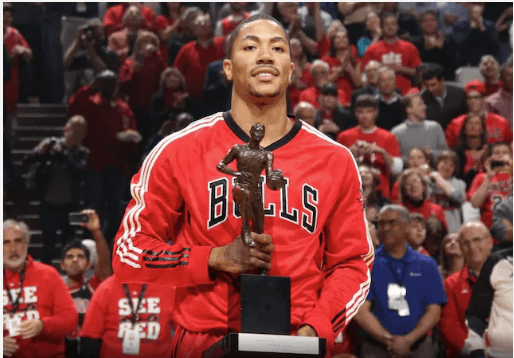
[81, 209, 112, 282]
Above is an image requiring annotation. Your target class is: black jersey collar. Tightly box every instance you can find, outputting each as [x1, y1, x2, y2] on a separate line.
[222, 111, 302, 151]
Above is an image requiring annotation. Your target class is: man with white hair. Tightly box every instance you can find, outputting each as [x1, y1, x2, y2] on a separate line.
[299, 59, 346, 109]
[3, 220, 78, 358]
[480, 55, 502, 96]
[293, 101, 316, 127]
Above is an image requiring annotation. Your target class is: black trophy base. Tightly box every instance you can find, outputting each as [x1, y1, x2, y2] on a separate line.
[240, 273, 290, 335]
[203, 333, 327, 358]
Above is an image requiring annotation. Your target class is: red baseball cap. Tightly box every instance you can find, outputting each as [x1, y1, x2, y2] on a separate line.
[465, 80, 486, 95]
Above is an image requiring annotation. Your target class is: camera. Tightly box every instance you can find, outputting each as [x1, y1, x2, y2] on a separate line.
[80, 25, 95, 40]
[490, 160, 506, 169]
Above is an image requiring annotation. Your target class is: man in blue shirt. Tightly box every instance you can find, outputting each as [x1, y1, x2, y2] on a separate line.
[355, 204, 446, 358]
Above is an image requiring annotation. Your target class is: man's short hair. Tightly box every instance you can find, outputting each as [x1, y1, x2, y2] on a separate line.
[355, 94, 378, 110]
[379, 204, 410, 223]
[3, 219, 31, 244]
[420, 9, 439, 22]
[225, 13, 290, 59]
[310, 59, 330, 74]
[61, 239, 91, 262]
[377, 66, 396, 79]
[320, 83, 338, 96]
[421, 63, 445, 81]
[293, 101, 316, 117]
[380, 12, 398, 28]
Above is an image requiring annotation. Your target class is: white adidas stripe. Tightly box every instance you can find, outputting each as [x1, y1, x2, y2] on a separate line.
[116, 113, 224, 268]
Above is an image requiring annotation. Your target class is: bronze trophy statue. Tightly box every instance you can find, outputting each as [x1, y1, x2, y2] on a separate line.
[205, 123, 326, 358]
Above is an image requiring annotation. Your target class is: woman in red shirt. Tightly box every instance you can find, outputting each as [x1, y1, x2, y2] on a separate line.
[321, 29, 362, 107]
[118, 30, 166, 146]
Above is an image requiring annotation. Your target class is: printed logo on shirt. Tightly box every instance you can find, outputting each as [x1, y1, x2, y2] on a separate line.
[381, 52, 402, 66]
[3, 286, 40, 330]
[409, 272, 422, 277]
[117, 297, 162, 340]
[207, 176, 319, 234]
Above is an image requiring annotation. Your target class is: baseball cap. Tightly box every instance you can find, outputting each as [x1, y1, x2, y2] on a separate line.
[320, 83, 338, 96]
[465, 80, 486, 95]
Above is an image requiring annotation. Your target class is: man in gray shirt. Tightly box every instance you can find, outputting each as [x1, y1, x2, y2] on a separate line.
[392, 92, 448, 163]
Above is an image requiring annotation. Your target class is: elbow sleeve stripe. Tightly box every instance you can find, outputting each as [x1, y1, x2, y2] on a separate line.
[116, 113, 224, 269]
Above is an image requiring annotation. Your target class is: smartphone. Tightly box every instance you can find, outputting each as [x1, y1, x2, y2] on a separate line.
[490, 160, 505, 168]
[69, 212, 89, 225]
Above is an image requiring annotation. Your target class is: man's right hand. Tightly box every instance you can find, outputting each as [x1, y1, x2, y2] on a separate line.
[3, 336, 19, 357]
[208, 233, 274, 273]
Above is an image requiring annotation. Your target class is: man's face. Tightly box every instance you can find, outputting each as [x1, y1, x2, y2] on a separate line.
[123, 6, 142, 27]
[378, 210, 406, 246]
[466, 90, 484, 113]
[382, 16, 399, 38]
[420, 13, 438, 35]
[192, 13, 212, 38]
[407, 96, 427, 120]
[377, 71, 396, 96]
[490, 144, 512, 162]
[63, 122, 85, 147]
[365, 62, 380, 85]
[459, 224, 493, 270]
[296, 107, 316, 126]
[223, 19, 293, 102]
[407, 221, 427, 247]
[404, 173, 424, 200]
[424, 77, 445, 97]
[480, 56, 499, 79]
[311, 64, 329, 87]
[502, 66, 513, 92]
[355, 107, 377, 129]
[3, 227, 28, 272]
[320, 93, 337, 110]
[61, 248, 90, 277]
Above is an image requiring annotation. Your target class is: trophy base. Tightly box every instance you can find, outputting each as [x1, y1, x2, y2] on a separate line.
[203, 333, 327, 358]
[240, 274, 290, 335]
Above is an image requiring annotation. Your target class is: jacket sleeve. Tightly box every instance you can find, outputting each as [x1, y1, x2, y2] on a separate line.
[112, 140, 216, 288]
[439, 277, 468, 354]
[68, 85, 94, 115]
[40, 269, 78, 337]
[301, 148, 374, 350]
[490, 198, 512, 244]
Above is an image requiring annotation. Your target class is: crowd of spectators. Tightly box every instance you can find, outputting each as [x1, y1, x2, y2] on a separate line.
[3, 2, 513, 358]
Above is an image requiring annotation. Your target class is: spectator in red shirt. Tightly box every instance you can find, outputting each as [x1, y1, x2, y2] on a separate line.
[214, 2, 250, 37]
[118, 30, 166, 145]
[439, 221, 493, 358]
[156, 2, 185, 64]
[107, 5, 143, 64]
[399, 167, 448, 228]
[103, 2, 156, 37]
[479, 54, 502, 96]
[445, 80, 513, 148]
[3, 3, 32, 114]
[79, 275, 176, 358]
[317, 19, 345, 58]
[362, 13, 422, 95]
[173, 12, 225, 103]
[322, 29, 362, 107]
[61, 209, 112, 358]
[469, 142, 513, 234]
[3, 219, 78, 358]
[68, 70, 141, 243]
[299, 59, 347, 109]
[338, 94, 403, 198]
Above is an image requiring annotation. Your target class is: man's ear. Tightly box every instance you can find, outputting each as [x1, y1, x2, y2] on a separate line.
[288, 62, 294, 82]
[223, 59, 233, 81]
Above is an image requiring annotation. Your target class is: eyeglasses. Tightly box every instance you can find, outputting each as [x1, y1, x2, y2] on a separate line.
[460, 236, 489, 247]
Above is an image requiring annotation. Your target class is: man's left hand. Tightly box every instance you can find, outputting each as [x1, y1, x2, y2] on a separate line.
[387, 335, 412, 358]
[296, 325, 317, 337]
[20, 319, 44, 339]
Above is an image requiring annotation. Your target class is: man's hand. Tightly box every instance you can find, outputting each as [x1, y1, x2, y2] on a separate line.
[80, 209, 101, 233]
[3, 336, 19, 357]
[20, 319, 44, 339]
[296, 325, 317, 337]
[208, 233, 274, 273]
[387, 335, 412, 358]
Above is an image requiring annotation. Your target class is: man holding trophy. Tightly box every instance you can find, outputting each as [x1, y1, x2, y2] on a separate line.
[112, 14, 374, 357]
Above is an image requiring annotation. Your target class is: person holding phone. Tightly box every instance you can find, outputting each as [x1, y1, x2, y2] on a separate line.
[469, 142, 513, 245]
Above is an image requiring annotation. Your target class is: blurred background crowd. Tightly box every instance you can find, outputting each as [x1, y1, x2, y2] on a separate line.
[2, 2, 513, 358]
